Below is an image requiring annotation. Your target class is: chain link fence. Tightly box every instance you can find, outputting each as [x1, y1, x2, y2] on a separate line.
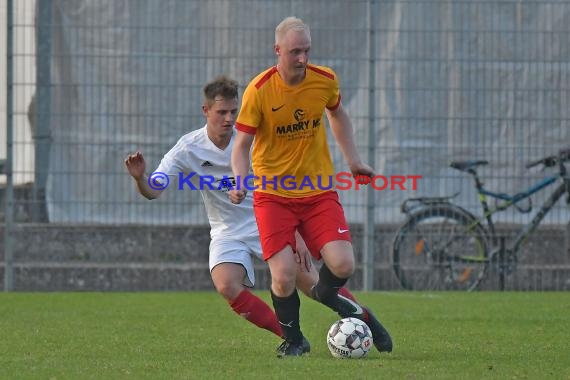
[2, 0, 569, 291]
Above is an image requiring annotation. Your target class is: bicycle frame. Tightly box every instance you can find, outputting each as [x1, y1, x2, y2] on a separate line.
[470, 169, 569, 254]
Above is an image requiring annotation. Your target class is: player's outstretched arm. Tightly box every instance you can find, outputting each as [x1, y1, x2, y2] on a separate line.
[229, 131, 254, 204]
[124, 151, 164, 200]
[326, 103, 375, 178]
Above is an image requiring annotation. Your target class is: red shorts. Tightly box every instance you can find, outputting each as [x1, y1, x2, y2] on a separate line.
[253, 191, 352, 261]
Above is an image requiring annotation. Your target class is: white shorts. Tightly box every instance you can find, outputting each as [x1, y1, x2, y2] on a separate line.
[209, 234, 263, 287]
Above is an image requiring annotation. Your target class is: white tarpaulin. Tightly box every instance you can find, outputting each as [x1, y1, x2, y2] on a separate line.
[34, 0, 569, 224]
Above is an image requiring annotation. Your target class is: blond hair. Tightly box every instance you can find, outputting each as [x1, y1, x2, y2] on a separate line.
[275, 16, 311, 44]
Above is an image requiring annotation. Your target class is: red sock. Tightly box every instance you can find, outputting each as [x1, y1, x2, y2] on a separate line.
[229, 289, 283, 338]
[338, 287, 358, 302]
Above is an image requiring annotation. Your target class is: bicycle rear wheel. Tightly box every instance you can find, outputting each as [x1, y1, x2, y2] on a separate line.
[392, 205, 489, 291]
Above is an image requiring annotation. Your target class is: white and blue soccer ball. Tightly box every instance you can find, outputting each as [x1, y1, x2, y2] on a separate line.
[327, 317, 373, 359]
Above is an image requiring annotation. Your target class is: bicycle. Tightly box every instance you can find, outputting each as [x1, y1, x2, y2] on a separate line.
[391, 148, 570, 291]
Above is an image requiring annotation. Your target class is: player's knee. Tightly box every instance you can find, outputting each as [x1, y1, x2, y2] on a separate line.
[214, 282, 242, 301]
[270, 273, 296, 296]
[327, 259, 355, 279]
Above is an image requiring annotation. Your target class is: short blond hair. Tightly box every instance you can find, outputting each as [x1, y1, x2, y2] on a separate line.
[275, 16, 311, 44]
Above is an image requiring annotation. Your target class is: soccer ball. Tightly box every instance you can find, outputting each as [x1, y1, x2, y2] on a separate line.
[327, 317, 373, 359]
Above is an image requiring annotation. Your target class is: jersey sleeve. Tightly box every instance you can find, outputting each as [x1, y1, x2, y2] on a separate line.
[156, 140, 186, 175]
[326, 70, 341, 111]
[235, 82, 261, 134]
[154, 137, 198, 189]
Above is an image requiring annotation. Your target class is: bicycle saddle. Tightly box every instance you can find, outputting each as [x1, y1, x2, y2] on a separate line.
[449, 160, 489, 172]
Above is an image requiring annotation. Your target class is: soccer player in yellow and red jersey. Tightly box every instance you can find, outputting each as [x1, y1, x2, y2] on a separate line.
[230, 17, 393, 357]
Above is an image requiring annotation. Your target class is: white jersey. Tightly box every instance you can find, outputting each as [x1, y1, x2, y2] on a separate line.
[155, 126, 258, 240]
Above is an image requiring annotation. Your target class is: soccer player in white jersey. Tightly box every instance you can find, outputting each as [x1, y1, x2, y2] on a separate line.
[125, 76, 360, 345]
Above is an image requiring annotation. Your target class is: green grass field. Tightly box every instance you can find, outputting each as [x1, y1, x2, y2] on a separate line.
[1, 292, 569, 380]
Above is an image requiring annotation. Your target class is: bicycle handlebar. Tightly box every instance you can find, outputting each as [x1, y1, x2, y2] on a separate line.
[525, 148, 570, 169]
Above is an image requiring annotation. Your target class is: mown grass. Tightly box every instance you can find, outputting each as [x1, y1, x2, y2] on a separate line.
[1, 292, 569, 379]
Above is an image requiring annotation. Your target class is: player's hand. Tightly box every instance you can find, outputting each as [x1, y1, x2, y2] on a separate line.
[294, 248, 313, 272]
[125, 151, 146, 180]
[349, 161, 375, 185]
[294, 232, 312, 272]
[228, 189, 247, 204]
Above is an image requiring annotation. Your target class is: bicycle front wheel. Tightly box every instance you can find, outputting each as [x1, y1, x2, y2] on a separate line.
[392, 205, 489, 291]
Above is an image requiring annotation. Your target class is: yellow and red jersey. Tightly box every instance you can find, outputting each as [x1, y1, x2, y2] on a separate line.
[236, 64, 341, 197]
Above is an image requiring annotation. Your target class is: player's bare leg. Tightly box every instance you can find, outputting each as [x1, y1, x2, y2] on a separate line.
[211, 262, 283, 338]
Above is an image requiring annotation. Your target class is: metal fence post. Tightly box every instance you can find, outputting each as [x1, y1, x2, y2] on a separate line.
[362, 0, 378, 291]
[4, 0, 15, 292]
[33, 0, 52, 222]
[499, 236, 506, 291]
